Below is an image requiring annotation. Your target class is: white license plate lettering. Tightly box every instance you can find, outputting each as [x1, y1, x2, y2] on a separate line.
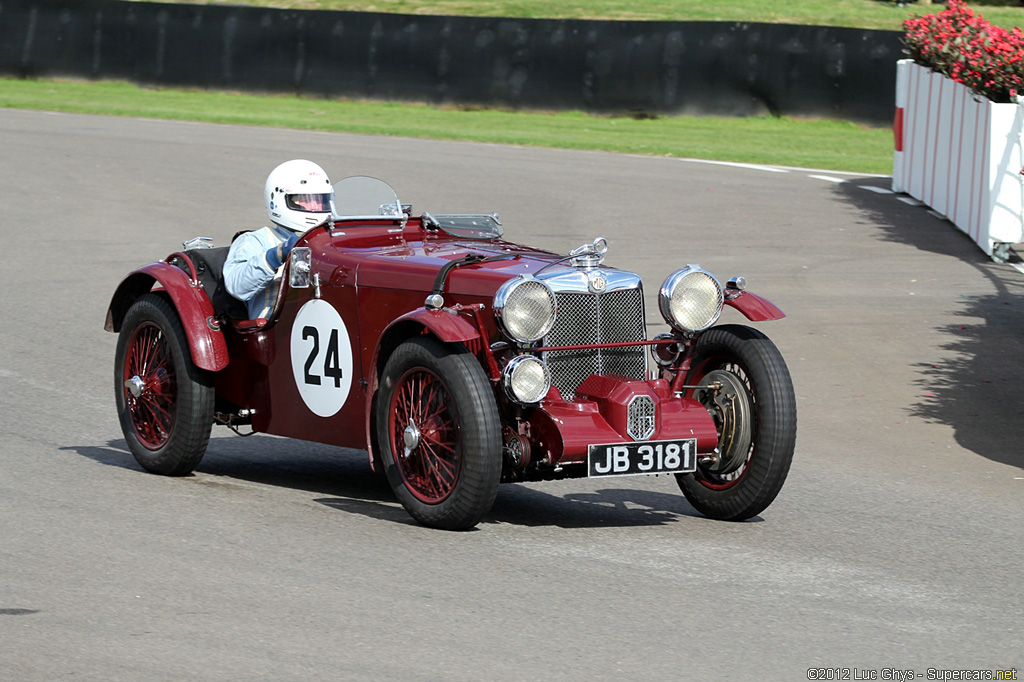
[588, 439, 697, 478]
[593, 445, 630, 474]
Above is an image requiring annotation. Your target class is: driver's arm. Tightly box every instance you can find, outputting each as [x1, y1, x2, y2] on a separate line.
[223, 231, 279, 302]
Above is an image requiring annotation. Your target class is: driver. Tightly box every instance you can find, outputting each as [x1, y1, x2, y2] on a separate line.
[224, 159, 333, 320]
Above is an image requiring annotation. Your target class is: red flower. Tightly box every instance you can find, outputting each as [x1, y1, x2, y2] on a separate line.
[903, 0, 1024, 102]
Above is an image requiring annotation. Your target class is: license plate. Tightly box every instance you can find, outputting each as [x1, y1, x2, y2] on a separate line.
[587, 439, 697, 478]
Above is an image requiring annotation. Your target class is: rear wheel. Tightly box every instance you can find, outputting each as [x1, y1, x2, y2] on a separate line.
[114, 293, 214, 475]
[676, 324, 796, 520]
[376, 336, 501, 530]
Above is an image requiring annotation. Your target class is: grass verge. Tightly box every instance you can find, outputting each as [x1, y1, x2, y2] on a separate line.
[0, 78, 894, 174]
[123, 0, 1024, 32]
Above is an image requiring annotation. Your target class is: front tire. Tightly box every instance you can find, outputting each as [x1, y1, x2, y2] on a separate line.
[114, 293, 214, 476]
[375, 337, 501, 530]
[676, 324, 796, 520]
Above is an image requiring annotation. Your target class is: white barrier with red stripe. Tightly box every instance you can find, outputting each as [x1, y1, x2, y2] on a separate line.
[892, 59, 1024, 260]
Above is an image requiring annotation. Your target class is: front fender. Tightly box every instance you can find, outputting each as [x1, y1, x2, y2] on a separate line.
[105, 262, 229, 372]
[389, 307, 483, 345]
[723, 290, 785, 322]
[364, 306, 486, 472]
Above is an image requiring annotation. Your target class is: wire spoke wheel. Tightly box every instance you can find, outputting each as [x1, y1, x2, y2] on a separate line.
[390, 367, 461, 504]
[123, 322, 178, 449]
[114, 293, 214, 476]
[676, 324, 796, 521]
[376, 336, 501, 530]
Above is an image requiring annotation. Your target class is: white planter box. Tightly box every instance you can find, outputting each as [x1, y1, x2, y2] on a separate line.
[892, 58, 1024, 261]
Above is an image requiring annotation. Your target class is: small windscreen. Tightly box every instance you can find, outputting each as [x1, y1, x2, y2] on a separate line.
[432, 214, 504, 240]
[332, 176, 402, 219]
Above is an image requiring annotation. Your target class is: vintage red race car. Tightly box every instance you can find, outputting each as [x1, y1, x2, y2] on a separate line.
[105, 176, 796, 530]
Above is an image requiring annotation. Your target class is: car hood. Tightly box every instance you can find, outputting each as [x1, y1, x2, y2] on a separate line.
[352, 237, 577, 298]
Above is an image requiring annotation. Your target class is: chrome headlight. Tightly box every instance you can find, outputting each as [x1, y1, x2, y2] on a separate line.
[494, 276, 557, 344]
[502, 355, 551, 404]
[659, 265, 724, 333]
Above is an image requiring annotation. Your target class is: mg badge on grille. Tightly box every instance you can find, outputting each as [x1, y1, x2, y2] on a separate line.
[627, 395, 656, 441]
[587, 271, 607, 293]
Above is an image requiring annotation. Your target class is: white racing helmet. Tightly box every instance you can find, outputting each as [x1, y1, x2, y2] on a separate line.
[265, 159, 333, 231]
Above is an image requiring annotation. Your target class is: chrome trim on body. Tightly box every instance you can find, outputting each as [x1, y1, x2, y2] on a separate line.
[535, 268, 641, 294]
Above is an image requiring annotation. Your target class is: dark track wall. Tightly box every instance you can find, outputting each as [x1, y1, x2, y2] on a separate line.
[0, 0, 903, 124]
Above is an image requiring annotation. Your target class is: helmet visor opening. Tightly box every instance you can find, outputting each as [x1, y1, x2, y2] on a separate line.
[286, 193, 332, 213]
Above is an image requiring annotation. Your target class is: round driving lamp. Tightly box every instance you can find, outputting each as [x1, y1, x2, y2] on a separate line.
[502, 355, 552, 404]
[659, 266, 724, 333]
[494, 276, 557, 344]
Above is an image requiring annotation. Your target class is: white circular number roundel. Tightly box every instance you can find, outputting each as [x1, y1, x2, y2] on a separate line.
[290, 299, 354, 418]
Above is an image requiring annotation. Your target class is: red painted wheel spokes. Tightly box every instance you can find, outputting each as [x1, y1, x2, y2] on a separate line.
[123, 322, 177, 450]
[390, 368, 460, 504]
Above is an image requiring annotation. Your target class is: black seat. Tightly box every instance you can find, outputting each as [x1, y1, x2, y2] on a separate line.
[178, 247, 249, 321]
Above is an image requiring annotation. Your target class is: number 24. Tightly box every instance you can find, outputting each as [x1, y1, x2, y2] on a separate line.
[302, 326, 344, 387]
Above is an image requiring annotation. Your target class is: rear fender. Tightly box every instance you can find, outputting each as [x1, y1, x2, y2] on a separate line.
[724, 290, 785, 322]
[364, 307, 485, 471]
[105, 262, 229, 371]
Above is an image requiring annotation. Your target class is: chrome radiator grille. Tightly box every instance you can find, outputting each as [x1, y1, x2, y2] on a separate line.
[543, 287, 647, 399]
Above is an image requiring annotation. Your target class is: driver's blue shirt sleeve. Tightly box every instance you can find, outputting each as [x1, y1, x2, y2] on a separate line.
[223, 226, 292, 320]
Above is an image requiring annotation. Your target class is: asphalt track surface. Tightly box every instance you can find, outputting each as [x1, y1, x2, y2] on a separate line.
[1, 108, 1022, 681]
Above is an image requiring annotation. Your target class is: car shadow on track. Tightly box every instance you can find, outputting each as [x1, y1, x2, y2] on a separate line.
[837, 177, 1024, 471]
[483, 484, 711, 528]
[64, 437, 716, 529]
